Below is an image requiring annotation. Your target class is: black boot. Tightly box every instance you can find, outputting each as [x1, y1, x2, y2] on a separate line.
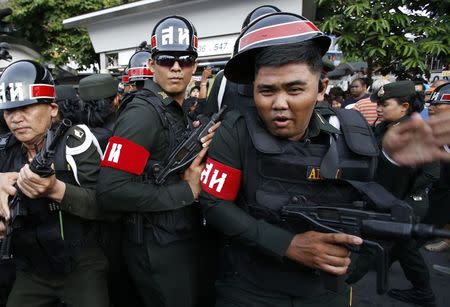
[387, 287, 436, 307]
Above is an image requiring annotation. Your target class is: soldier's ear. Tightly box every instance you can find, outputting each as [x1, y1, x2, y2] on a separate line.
[148, 59, 155, 73]
[50, 102, 59, 119]
[317, 78, 328, 102]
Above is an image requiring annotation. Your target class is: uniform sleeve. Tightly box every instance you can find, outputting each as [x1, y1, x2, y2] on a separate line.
[97, 98, 194, 213]
[199, 112, 294, 260]
[59, 126, 104, 220]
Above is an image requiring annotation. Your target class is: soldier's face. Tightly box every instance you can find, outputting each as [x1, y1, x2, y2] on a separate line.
[150, 53, 197, 102]
[429, 103, 450, 116]
[253, 62, 325, 141]
[376, 98, 409, 122]
[3, 103, 58, 146]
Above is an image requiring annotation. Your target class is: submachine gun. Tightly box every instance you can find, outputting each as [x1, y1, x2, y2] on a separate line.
[280, 190, 450, 294]
[153, 106, 227, 185]
[0, 119, 72, 260]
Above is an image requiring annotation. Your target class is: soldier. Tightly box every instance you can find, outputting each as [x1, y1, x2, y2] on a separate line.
[383, 83, 450, 282]
[78, 73, 118, 150]
[97, 16, 218, 307]
[371, 81, 438, 307]
[0, 60, 108, 306]
[127, 49, 153, 92]
[199, 12, 376, 306]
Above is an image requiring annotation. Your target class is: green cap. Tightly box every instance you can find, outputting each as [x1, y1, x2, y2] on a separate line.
[78, 74, 118, 101]
[375, 80, 415, 102]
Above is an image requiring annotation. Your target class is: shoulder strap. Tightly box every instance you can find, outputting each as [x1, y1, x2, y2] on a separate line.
[63, 124, 103, 186]
[331, 108, 379, 157]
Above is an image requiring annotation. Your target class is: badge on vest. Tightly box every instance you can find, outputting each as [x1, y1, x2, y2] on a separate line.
[73, 128, 85, 140]
[306, 166, 341, 180]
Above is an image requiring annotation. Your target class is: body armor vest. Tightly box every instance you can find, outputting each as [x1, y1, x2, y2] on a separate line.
[231, 107, 379, 297]
[129, 88, 200, 245]
[0, 127, 98, 274]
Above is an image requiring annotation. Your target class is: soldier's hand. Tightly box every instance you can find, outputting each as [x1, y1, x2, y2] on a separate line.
[428, 109, 450, 149]
[0, 220, 6, 239]
[0, 172, 18, 220]
[201, 67, 213, 81]
[383, 113, 450, 166]
[285, 231, 363, 276]
[200, 122, 221, 148]
[183, 146, 208, 200]
[17, 164, 66, 202]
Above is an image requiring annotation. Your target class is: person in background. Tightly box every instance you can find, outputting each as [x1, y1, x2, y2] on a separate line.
[343, 78, 370, 108]
[189, 85, 200, 98]
[352, 79, 391, 126]
[327, 87, 344, 109]
[373, 80, 439, 307]
[422, 82, 450, 256]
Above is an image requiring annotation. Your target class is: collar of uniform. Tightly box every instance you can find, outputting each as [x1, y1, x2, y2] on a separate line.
[306, 110, 341, 138]
[143, 79, 176, 106]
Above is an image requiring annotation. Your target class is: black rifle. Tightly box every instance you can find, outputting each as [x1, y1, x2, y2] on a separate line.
[154, 106, 227, 185]
[0, 119, 72, 260]
[280, 197, 450, 294]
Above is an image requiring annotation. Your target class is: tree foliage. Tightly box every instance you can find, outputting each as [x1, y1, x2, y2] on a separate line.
[315, 0, 450, 78]
[7, 0, 130, 70]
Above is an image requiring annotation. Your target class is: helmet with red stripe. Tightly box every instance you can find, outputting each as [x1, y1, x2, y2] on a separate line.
[241, 5, 281, 30]
[429, 82, 450, 105]
[225, 12, 331, 84]
[150, 16, 198, 58]
[128, 50, 153, 82]
[232, 5, 282, 56]
[121, 68, 130, 85]
[0, 60, 55, 110]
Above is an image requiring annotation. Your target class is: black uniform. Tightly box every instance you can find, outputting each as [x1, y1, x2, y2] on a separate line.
[97, 79, 202, 307]
[0, 124, 108, 307]
[200, 106, 379, 306]
[425, 162, 450, 228]
[374, 118, 439, 293]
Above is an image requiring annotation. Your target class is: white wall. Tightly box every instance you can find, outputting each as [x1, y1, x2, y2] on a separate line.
[84, 0, 303, 54]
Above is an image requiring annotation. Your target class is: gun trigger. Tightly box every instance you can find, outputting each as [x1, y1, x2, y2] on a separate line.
[345, 244, 359, 253]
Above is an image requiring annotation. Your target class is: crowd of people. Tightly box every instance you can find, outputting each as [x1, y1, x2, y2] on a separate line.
[0, 4, 449, 307]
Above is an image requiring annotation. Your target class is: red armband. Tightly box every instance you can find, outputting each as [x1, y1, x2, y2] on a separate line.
[200, 158, 242, 201]
[101, 136, 150, 175]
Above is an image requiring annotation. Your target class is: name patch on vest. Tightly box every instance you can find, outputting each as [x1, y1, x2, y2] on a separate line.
[200, 158, 241, 201]
[307, 166, 341, 180]
[101, 136, 150, 175]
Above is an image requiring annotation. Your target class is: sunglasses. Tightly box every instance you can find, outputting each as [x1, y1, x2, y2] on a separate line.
[154, 54, 196, 68]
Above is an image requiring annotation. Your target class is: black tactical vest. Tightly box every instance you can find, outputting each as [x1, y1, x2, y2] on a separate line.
[130, 88, 200, 245]
[0, 128, 98, 274]
[230, 107, 379, 297]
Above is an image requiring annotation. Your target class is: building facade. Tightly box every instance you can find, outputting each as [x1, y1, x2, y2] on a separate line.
[63, 0, 315, 72]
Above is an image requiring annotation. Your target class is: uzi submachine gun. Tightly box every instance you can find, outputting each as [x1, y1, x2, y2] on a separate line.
[280, 193, 450, 294]
[153, 106, 227, 185]
[0, 119, 72, 260]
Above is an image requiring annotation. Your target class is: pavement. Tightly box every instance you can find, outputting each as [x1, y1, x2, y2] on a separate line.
[352, 246, 450, 307]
